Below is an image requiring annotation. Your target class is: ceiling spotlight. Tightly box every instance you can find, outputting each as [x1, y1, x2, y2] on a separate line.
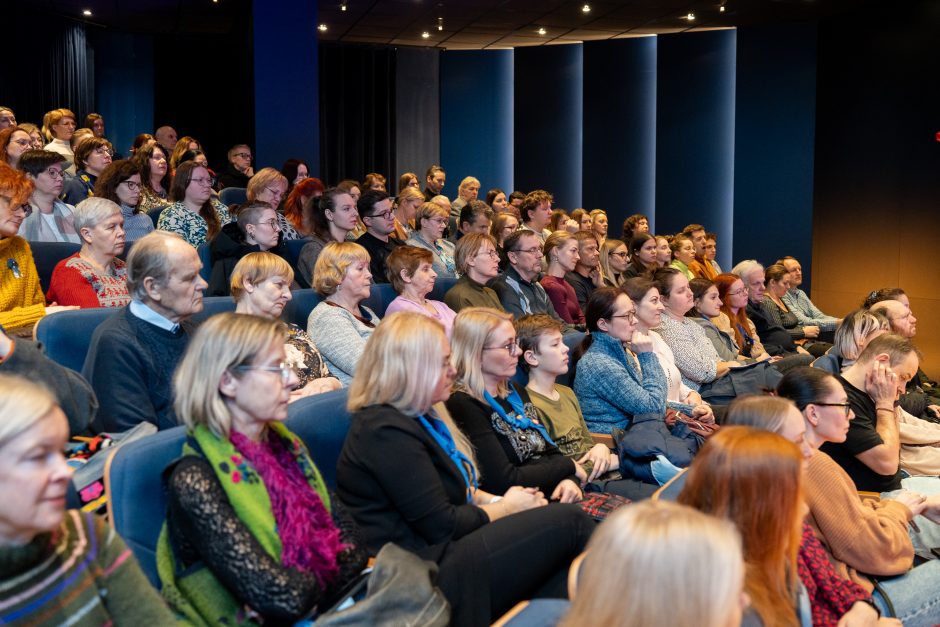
[340, 2, 347, 10]
[318, 24, 328, 32]
[582, 4, 591, 13]
[686, 12, 695, 20]
[437, 17, 443, 31]
[82, 8, 92, 15]
[421, 31, 430, 39]
[537, 27, 547, 35]
[719, 5, 726, 12]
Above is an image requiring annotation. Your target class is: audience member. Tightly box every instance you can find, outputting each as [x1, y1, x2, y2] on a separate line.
[0, 126, 32, 168]
[282, 176, 324, 238]
[490, 211, 518, 267]
[598, 238, 630, 287]
[133, 142, 171, 216]
[41, 108, 77, 173]
[654, 234, 672, 266]
[356, 189, 402, 282]
[207, 201, 288, 296]
[423, 164, 446, 201]
[508, 190, 525, 213]
[297, 188, 359, 287]
[362, 171, 386, 192]
[129, 132, 155, 158]
[18, 150, 80, 243]
[519, 189, 553, 244]
[153, 125, 178, 153]
[704, 232, 722, 274]
[168, 136, 200, 172]
[393, 185, 422, 240]
[485, 187, 510, 214]
[762, 263, 828, 356]
[491, 229, 565, 323]
[158, 313, 367, 625]
[217, 143, 254, 189]
[549, 208, 576, 233]
[384, 245, 456, 336]
[668, 233, 696, 280]
[713, 272, 775, 362]
[306, 242, 379, 386]
[0, 374, 176, 624]
[564, 231, 601, 312]
[397, 171, 419, 194]
[451, 175, 480, 216]
[570, 208, 592, 232]
[681, 223, 717, 280]
[443, 232, 503, 311]
[589, 209, 608, 246]
[18, 123, 44, 151]
[83, 113, 106, 138]
[622, 233, 656, 279]
[620, 213, 649, 243]
[157, 161, 232, 248]
[69, 128, 94, 157]
[94, 159, 154, 242]
[813, 308, 889, 375]
[542, 230, 585, 325]
[0, 106, 16, 129]
[281, 158, 309, 190]
[689, 277, 756, 363]
[47, 198, 130, 308]
[406, 200, 456, 278]
[242, 167, 298, 238]
[61, 137, 113, 205]
[452, 199, 493, 242]
[82, 231, 207, 432]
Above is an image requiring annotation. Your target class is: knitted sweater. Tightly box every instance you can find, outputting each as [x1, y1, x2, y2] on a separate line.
[573, 331, 668, 434]
[0, 510, 176, 625]
[541, 274, 585, 325]
[0, 236, 46, 330]
[443, 275, 503, 312]
[46, 252, 131, 308]
[306, 301, 379, 386]
[654, 313, 721, 390]
[82, 306, 193, 433]
[121, 203, 155, 243]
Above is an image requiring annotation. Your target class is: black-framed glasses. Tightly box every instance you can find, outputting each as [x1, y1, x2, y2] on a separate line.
[122, 180, 141, 191]
[512, 246, 543, 255]
[233, 152, 252, 159]
[366, 210, 395, 220]
[610, 310, 637, 323]
[232, 362, 293, 384]
[483, 339, 519, 355]
[813, 402, 852, 416]
[92, 146, 114, 157]
[610, 251, 629, 259]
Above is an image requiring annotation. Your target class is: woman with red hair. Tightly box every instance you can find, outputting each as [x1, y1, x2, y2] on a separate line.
[282, 177, 324, 238]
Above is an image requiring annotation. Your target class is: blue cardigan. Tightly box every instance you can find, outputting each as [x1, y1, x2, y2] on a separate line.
[573, 331, 669, 434]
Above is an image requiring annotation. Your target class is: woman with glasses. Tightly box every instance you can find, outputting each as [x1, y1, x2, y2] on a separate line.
[542, 230, 585, 325]
[714, 272, 775, 362]
[207, 202, 290, 296]
[41, 108, 77, 174]
[0, 126, 33, 168]
[61, 137, 113, 206]
[157, 313, 368, 625]
[18, 150, 80, 243]
[157, 161, 232, 248]
[442, 233, 503, 312]
[622, 233, 657, 280]
[133, 142, 172, 217]
[599, 238, 630, 286]
[94, 159, 154, 243]
[405, 201, 456, 279]
[245, 167, 300, 239]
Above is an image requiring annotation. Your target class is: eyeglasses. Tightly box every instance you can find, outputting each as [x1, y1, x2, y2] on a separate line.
[726, 288, 747, 296]
[92, 147, 114, 157]
[512, 246, 543, 255]
[233, 152, 252, 159]
[610, 251, 629, 259]
[253, 219, 281, 231]
[429, 217, 448, 226]
[483, 339, 519, 355]
[264, 187, 285, 200]
[232, 362, 293, 384]
[610, 310, 638, 323]
[121, 180, 141, 191]
[476, 249, 499, 259]
[43, 168, 65, 179]
[191, 177, 214, 186]
[2, 196, 30, 216]
[10, 139, 31, 148]
[813, 402, 852, 416]
[366, 210, 395, 220]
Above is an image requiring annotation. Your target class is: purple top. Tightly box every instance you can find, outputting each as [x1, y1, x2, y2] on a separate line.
[384, 295, 457, 337]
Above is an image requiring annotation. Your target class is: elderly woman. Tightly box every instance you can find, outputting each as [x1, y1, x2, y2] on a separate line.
[157, 161, 231, 248]
[762, 263, 829, 357]
[296, 188, 359, 288]
[41, 108, 77, 173]
[384, 245, 456, 336]
[393, 185, 423, 241]
[0, 126, 33, 168]
[133, 142, 171, 216]
[46, 198, 130, 308]
[622, 233, 657, 280]
[61, 137, 113, 206]
[406, 201, 457, 279]
[18, 150, 80, 243]
[306, 242, 379, 386]
[0, 374, 177, 624]
[668, 234, 695, 280]
[231, 253, 340, 397]
[245, 167, 300, 239]
[94, 159, 154, 243]
[157, 314, 367, 625]
[542, 230, 584, 325]
[589, 209, 608, 246]
[598, 238, 629, 286]
[208, 202, 289, 296]
[337, 312, 593, 626]
[282, 177, 324, 239]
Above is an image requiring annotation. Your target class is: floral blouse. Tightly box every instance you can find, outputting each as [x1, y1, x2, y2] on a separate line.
[284, 324, 332, 386]
[138, 186, 170, 217]
[156, 200, 232, 248]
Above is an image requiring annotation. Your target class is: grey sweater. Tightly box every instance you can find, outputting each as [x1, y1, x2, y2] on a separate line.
[306, 301, 380, 386]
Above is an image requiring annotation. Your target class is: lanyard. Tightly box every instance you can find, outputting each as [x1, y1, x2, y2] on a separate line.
[417, 413, 477, 502]
[482, 388, 556, 447]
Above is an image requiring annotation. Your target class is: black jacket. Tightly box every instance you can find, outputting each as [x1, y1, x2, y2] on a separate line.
[207, 221, 289, 296]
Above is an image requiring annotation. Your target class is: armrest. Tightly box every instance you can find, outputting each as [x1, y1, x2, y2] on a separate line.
[591, 433, 615, 448]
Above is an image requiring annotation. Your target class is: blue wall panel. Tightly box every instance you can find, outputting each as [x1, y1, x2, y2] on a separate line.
[582, 37, 657, 235]
[513, 44, 583, 209]
[440, 50, 514, 196]
[655, 30, 736, 269]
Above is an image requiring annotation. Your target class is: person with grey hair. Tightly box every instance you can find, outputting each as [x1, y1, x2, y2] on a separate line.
[217, 143, 254, 189]
[449, 175, 480, 217]
[82, 230, 207, 433]
[47, 198, 130, 308]
[206, 201, 289, 296]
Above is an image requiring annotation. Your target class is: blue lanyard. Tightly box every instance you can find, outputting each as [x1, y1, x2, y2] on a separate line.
[417, 413, 477, 502]
[736, 322, 755, 346]
[483, 388, 556, 447]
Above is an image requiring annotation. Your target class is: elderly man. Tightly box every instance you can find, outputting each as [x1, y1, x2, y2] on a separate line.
[491, 230, 556, 318]
[82, 231, 207, 433]
[154, 125, 177, 152]
[777, 256, 839, 342]
[450, 175, 480, 216]
[423, 165, 446, 201]
[217, 144, 255, 189]
[355, 189, 403, 283]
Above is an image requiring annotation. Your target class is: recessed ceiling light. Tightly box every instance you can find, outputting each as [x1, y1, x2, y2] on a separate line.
[437, 17, 443, 31]
[582, 3, 591, 13]
[340, 2, 347, 10]
[82, 9, 92, 16]
[421, 31, 430, 39]
[719, 5, 726, 12]
[318, 24, 328, 32]
[537, 27, 547, 35]
[686, 12, 696, 21]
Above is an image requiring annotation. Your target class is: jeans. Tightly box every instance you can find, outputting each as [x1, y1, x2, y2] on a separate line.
[650, 455, 682, 485]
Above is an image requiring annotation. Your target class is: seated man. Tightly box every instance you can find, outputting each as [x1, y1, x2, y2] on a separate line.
[443, 232, 504, 312]
[355, 189, 402, 283]
[518, 189, 553, 244]
[564, 231, 601, 313]
[449, 175, 480, 217]
[778, 256, 839, 343]
[682, 223, 717, 280]
[216, 144, 254, 189]
[423, 164, 445, 202]
[82, 231, 207, 432]
[449, 199, 493, 244]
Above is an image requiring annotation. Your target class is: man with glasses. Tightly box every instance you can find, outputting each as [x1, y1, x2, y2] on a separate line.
[355, 189, 403, 283]
[218, 144, 255, 190]
[206, 202, 289, 296]
[491, 230, 565, 322]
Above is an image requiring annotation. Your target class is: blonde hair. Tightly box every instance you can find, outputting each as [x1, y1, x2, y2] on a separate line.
[397, 186, 424, 204]
[562, 500, 744, 627]
[598, 239, 628, 287]
[230, 252, 295, 301]
[174, 313, 288, 439]
[42, 108, 76, 142]
[0, 374, 58, 446]
[543, 230, 577, 264]
[348, 312, 478, 470]
[453, 232, 497, 275]
[313, 241, 370, 296]
[414, 200, 448, 231]
[451, 307, 513, 400]
[246, 167, 288, 203]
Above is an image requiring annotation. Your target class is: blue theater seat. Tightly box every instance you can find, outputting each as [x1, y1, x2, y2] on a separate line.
[28, 240, 82, 293]
[281, 288, 322, 328]
[284, 388, 351, 490]
[285, 238, 308, 268]
[219, 186, 247, 207]
[196, 243, 212, 282]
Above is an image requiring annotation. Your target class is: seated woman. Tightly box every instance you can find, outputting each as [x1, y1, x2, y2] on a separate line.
[282, 177, 324, 239]
[405, 201, 456, 279]
[61, 137, 112, 206]
[384, 245, 456, 336]
[654, 234, 672, 267]
[231, 252, 341, 398]
[446, 307, 585, 502]
[0, 374, 176, 624]
[158, 313, 367, 625]
[622, 232, 657, 280]
[668, 233, 695, 280]
[93, 159, 154, 243]
[541, 230, 585, 325]
[131, 142, 171, 217]
[243, 167, 300, 239]
[392, 185, 423, 241]
[297, 187, 360, 288]
[47, 198, 130, 308]
[713, 272, 773, 361]
[725, 393, 939, 627]
[157, 161, 231, 248]
[306, 242, 379, 386]
[599, 238, 629, 286]
[207, 202, 290, 296]
[0, 126, 33, 169]
[443, 233, 503, 312]
[41, 108, 77, 173]
[18, 150, 80, 243]
[814, 308, 889, 375]
[620, 212, 649, 243]
[589, 209, 607, 247]
[491, 211, 519, 270]
[337, 312, 593, 626]
[762, 263, 830, 357]
[688, 277, 760, 364]
[561, 500, 746, 627]
[571, 208, 592, 232]
[168, 136, 201, 173]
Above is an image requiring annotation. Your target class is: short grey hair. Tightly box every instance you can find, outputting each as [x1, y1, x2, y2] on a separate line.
[730, 259, 764, 280]
[73, 197, 121, 234]
[126, 230, 185, 300]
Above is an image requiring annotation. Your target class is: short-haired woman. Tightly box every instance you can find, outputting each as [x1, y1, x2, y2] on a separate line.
[0, 374, 177, 624]
[814, 308, 890, 374]
[133, 142, 171, 216]
[246, 167, 300, 239]
[94, 159, 154, 243]
[61, 137, 113, 206]
[41, 108, 77, 173]
[18, 150, 80, 243]
[157, 161, 232, 248]
[306, 242, 379, 386]
[207, 201, 289, 296]
[384, 245, 457, 336]
[0, 126, 33, 168]
[231, 252, 341, 397]
[406, 201, 456, 279]
[669, 233, 695, 280]
[296, 188, 359, 287]
[47, 198, 130, 308]
[338, 312, 593, 626]
[157, 314, 368, 625]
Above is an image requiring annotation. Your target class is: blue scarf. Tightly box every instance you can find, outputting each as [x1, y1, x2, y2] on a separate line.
[417, 412, 478, 502]
[483, 388, 556, 447]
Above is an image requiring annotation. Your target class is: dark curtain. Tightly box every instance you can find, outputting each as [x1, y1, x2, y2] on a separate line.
[318, 43, 396, 186]
[0, 6, 92, 127]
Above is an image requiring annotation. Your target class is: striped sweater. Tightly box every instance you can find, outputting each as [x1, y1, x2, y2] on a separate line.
[0, 510, 177, 625]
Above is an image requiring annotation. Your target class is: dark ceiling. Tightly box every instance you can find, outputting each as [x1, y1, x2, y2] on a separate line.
[18, 0, 875, 46]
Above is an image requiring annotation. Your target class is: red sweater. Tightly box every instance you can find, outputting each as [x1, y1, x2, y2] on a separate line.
[541, 274, 584, 324]
[798, 522, 870, 626]
[46, 253, 131, 309]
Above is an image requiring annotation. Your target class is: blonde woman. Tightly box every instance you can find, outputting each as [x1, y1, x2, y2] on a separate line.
[541, 230, 584, 325]
[562, 500, 746, 627]
[589, 209, 608, 246]
[157, 314, 368, 625]
[168, 136, 200, 172]
[599, 238, 629, 287]
[393, 185, 423, 240]
[405, 201, 456, 278]
[41, 108, 77, 173]
[306, 242, 379, 386]
[245, 167, 300, 239]
[338, 312, 593, 626]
